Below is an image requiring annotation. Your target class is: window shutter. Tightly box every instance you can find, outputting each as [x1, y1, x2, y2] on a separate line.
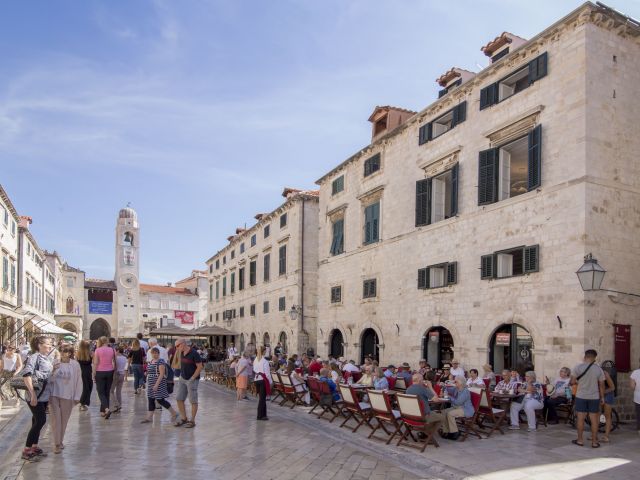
[481, 254, 495, 279]
[478, 148, 498, 205]
[524, 245, 539, 273]
[418, 124, 429, 145]
[452, 101, 467, 127]
[417, 268, 429, 289]
[529, 52, 548, 84]
[364, 205, 372, 243]
[446, 262, 458, 285]
[480, 83, 498, 110]
[337, 219, 344, 253]
[450, 163, 459, 216]
[371, 202, 379, 241]
[527, 125, 542, 190]
[415, 179, 432, 227]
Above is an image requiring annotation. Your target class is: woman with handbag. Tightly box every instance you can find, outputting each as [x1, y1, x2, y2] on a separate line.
[1, 345, 22, 399]
[140, 347, 178, 424]
[92, 336, 115, 419]
[49, 345, 82, 453]
[19, 336, 54, 461]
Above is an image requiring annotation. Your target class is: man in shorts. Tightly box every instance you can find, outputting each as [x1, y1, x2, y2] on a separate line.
[571, 349, 605, 448]
[174, 339, 203, 428]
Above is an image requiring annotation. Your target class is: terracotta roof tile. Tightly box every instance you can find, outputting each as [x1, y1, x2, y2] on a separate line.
[139, 283, 196, 295]
[368, 105, 417, 122]
[481, 32, 527, 56]
[85, 278, 117, 290]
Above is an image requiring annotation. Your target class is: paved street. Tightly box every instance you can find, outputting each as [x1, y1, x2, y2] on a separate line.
[1, 380, 639, 480]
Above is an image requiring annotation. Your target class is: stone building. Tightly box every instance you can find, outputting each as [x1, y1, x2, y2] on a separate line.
[206, 188, 319, 355]
[0, 185, 21, 345]
[314, 1, 640, 421]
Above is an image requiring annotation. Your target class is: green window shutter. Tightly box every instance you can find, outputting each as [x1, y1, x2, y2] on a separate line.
[450, 163, 459, 216]
[528, 52, 548, 84]
[279, 245, 287, 275]
[222, 277, 227, 296]
[480, 83, 498, 110]
[417, 268, 429, 289]
[481, 254, 495, 279]
[415, 179, 432, 227]
[330, 219, 344, 255]
[230, 272, 235, 293]
[452, 101, 467, 127]
[418, 123, 432, 145]
[524, 245, 539, 273]
[478, 148, 498, 205]
[371, 202, 379, 242]
[446, 262, 458, 285]
[216, 281, 219, 299]
[527, 125, 542, 190]
[239, 267, 244, 290]
[263, 254, 270, 281]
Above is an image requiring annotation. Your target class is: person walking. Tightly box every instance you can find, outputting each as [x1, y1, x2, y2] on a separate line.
[174, 339, 203, 428]
[141, 347, 178, 424]
[571, 349, 605, 448]
[76, 341, 93, 411]
[110, 346, 127, 413]
[236, 352, 251, 401]
[1, 344, 22, 399]
[49, 345, 82, 454]
[253, 345, 272, 421]
[127, 339, 146, 395]
[92, 336, 115, 419]
[21, 336, 54, 461]
[630, 359, 640, 436]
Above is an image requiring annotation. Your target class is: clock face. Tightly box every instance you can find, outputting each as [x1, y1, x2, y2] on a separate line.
[119, 273, 138, 289]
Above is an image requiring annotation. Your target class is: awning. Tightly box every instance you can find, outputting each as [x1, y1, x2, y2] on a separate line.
[0, 303, 23, 319]
[34, 320, 75, 335]
[192, 326, 238, 336]
[148, 326, 196, 337]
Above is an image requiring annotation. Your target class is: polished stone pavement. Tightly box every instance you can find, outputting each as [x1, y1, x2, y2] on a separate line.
[2, 380, 640, 480]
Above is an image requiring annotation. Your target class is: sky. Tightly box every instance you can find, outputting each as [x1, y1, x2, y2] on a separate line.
[2, 0, 639, 284]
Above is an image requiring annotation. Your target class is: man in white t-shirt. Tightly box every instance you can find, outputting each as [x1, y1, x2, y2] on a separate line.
[146, 338, 169, 363]
[227, 343, 239, 359]
[450, 359, 465, 378]
[342, 360, 360, 373]
[629, 361, 640, 435]
[137, 333, 149, 353]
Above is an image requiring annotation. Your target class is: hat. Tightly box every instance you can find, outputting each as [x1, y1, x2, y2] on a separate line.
[401, 362, 410, 368]
[443, 364, 451, 369]
[338, 357, 346, 363]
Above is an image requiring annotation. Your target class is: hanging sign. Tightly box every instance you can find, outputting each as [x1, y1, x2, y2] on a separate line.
[495, 332, 511, 346]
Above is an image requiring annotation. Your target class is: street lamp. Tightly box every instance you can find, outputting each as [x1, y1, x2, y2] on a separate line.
[289, 305, 302, 321]
[576, 253, 640, 297]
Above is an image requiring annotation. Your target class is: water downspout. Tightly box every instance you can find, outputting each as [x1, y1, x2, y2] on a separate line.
[300, 198, 307, 341]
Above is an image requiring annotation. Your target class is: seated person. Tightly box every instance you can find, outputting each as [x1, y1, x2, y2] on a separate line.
[509, 371, 544, 432]
[495, 369, 512, 392]
[482, 364, 496, 389]
[372, 367, 389, 390]
[329, 363, 341, 384]
[288, 364, 310, 404]
[359, 365, 374, 387]
[308, 357, 323, 376]
[383, 365, 395, 378]
[318, 367, 340, 401]
[466, 369, 485, 388]
[342, 360, 361, 373]
[418, 359, 430, 377]
[440, 365, 453, 382]
[406, 373, 435, 410]
[543, 367, 571, 423]
[440, 376, 475, 440]
[397, 363, 413, 386]
[510, 370, 522, 385]
[450, 360, 465, 379]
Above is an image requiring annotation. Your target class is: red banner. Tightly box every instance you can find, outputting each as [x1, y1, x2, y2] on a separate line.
[614, 324, 631, 372]
[175, 310, 194, 325]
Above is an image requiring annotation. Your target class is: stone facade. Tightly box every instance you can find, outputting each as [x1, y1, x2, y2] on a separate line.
[314, 0, 640, 407]
[207, 190, 319, 355]
[0, 185, 20, 345]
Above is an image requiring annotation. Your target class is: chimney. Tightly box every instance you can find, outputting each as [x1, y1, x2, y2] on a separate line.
[19, 216, 32, 229]
[282, 187, 301, 198]
[166, 282, 172, 287]
[481, 32, 527, 63]
[368, 106, 416, 142]
[436, 68, 476, 98]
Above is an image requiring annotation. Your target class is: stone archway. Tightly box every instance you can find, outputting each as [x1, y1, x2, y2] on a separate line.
[60, 323, 78, 335]
[278, 331, 288, 354]
[89, 318, 111, 340]
[329, 329, 344, 358]
[360, 328, 379, 364]
[263, 332, 271, 347]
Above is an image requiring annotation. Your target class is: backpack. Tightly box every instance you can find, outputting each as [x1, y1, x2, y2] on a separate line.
[160, 360, 175, 394]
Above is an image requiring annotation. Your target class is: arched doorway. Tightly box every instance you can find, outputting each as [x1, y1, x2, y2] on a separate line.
[89, 318, 110, 340]
[489, 323, 535, 374]
[60, 323, 78, 335]
[263, 332, 271, 347]
[422, 327, 454, 369]
[239, 333, 245, 353]
[360, 328, 379, 364]
[250, 332, 256, 346]
[278, 331, 287, 354]
[329, 329, 344, 358]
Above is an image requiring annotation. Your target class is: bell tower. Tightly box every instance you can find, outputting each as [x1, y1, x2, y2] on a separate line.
[115, 204, 140, 338]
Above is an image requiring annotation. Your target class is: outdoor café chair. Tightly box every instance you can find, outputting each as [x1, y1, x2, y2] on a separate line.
[477, 388, 506, 437]
[367, 389, 403, 445]
[395, 393, 440, 452]
[338, 384, 373, 433]
[455, 387, 483, 441]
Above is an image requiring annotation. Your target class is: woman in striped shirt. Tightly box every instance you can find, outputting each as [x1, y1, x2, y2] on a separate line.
[141, 347, 178, 424]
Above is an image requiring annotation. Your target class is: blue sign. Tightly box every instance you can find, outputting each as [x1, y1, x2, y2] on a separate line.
[89, 301, 113, 315]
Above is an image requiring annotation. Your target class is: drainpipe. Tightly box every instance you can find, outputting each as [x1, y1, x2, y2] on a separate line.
[300, 197, 307, 343]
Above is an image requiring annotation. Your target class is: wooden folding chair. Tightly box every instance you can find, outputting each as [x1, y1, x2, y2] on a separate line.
[477, 389, 506, 437]
[270, 373, 286, 404]
[367, 390, 403, 444]
[394, 377, 407, 391]
[280, 373, 307, 409]
[395, 393, 441, 452]
[455, 387, 483, 441]
[338, 384, 373, 433]
[318, 380, 343, 422]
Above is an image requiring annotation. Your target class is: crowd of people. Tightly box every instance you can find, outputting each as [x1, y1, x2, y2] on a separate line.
[1, 335, 640, 461]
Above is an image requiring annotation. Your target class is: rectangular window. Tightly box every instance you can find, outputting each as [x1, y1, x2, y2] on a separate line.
[209, 264, 213, 273]
[209, 284, 213, 299]
[363, 153, 381, 177]
[480, 52, 547, 109]
[330, 218, 344, 256]
[239, 267, 245, 290]
[2, 256, 8, 290]
[363, 202, 380, 245]
[215, 280, 219, 300]
[278, 245, 287, 275]
[481, 245, 539, 279]
[415, 164, 459, 227]
[263, 301, 269, 314]
[11, 220, 16, 236]
[250, 304, 256, 316]
[239, 306, 245, 318]
[264, 224, 270, 238]
[222, 276, 227, 296]
[1, 206, 7, 226]
[263, 254, 270, 282]
[418, 102, 466, 145]
[478, 125, 541, 205]
[10, 262, 16, 294]
[417, 262, 457, 289]
[438, 78, 462, 98]
[491, 47, 509, 62]
[223, 255, 226, 265]
[363, 279, 377, 299]
[249, 260, 257, 286]
[230, 250, 235, 260]
[332, 175, 344, 195]
[278, 296, 285, 311]
[240, 243, 245, 254]
[215, 259, 220, 269]
[280, 213, 287, 228]
[330, 286, 342, 304]
[216, 312, 219, 321]
[230, 272, 235, 294]
[251, 234, 257, 246]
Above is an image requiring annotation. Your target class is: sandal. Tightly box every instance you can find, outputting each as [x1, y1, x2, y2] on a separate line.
[592, 442, 601, 448]
[140, 418, 152, 424]
[174, 418, 188, 427]
[571, 439, 584, 447]
[184, 421, 196, 428]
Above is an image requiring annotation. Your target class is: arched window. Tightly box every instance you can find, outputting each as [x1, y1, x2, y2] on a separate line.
[422, 327, 454, 369]
[123, 231, 134, 246]
[360, 328, 379, 364]
[489, 323, 535, 374]
[329, 329, 344, 358]
[65, 296, 74, 314]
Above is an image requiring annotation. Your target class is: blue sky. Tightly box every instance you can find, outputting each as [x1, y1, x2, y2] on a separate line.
[2, 0, 639, 284]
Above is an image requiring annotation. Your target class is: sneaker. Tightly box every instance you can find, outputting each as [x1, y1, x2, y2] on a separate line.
[509, 425, 520, 430]
[528, 427, 537, 432]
